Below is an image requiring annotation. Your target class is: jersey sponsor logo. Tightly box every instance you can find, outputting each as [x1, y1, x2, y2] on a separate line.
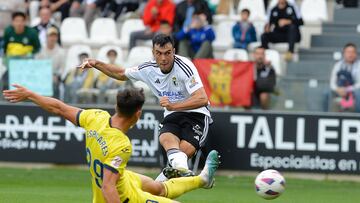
[121, 147, 131, 153]
[189, 76, 199, 88]
[111, 156, 123, 168]
[155, 79, 160, 84]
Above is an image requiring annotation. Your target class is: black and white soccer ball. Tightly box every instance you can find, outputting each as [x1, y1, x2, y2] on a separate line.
[255, 169, 285, 200]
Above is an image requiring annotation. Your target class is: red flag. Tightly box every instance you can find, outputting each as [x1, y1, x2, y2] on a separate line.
[193, 59, 254, 107]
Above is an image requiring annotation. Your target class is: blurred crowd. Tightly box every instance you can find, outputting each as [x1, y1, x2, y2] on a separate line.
[0, 0, 359, 112]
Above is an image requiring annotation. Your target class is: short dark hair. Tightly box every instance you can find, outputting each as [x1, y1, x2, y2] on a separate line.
[152, 33, 174, 48]
[241, 9, 250, 15]
[12, 11, 26, 20]
[343, 43, 357, 51]
[116, 88, 145, 118]
[255, 46, 266, 51]
[107, 49, 118, 56]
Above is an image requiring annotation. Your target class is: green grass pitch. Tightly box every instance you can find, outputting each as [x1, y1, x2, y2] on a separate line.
[1, 167, 360, 203]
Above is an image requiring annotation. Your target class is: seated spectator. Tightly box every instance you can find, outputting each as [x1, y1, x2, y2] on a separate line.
[129, 0, 175, 50]
[173, 0, 213, 33]
[33, 7, 60, 47]
[64, 52, 95, 103]
[104, 0, 140, 20]
[324, 43, 360, 112]
[36, 27, 65, 98]
[176, 12, 215, 59]
[232, 9, 257, 49]
[3, 11, 41, 58]
[40, 0, 72, 21]
[94, 49, 132, 103]
[261, 0, 303, 61]
[70, 0, 99, 28]
[1, 11, 41, 90]
[253, 46, 276, 110]
[158, 20, 173, 36]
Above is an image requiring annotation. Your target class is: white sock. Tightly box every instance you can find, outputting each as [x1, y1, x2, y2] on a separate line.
[168, 150, 189, 169]
[155, 171, 168, 182]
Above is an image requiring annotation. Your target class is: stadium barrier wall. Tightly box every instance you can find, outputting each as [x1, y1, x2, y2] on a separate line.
[1, 104, 360, 174]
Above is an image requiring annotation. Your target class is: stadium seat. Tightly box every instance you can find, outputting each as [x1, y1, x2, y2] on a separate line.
[88, 18, 119, 47]
[62, 44, 92, 80]
[223, 49, 249, 61]
[253, 20, 266, 40]
[60, 17, 88, 46]
[96, 45, 124, 65]
[29, 0, 40, 23]
[265, 49, 282, 76]
[125, 46, 153, 68]
[301, 0, 328, 23]
[117, 19, 146, 48]
[212, 21, 236, 51]
[30, 17, 40, 27]
[237, 0, 266, 21]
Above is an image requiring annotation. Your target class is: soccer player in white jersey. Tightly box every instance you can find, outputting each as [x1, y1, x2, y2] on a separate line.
[80, 34, 212, 181]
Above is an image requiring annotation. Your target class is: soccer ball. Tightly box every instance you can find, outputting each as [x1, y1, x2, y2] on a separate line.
[254, 169, 285, 200]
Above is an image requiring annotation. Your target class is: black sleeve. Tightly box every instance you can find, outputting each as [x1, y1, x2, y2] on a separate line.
[289, 6, 304, 26]
[269, 8, 278, 26]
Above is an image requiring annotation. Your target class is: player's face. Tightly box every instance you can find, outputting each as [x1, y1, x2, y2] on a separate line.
[153, 43, 175, 73]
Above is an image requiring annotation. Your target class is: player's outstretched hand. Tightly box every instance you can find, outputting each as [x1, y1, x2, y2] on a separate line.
[3, 84, 31, 103]
[159, 96, 174, 111]
[77, 58, 96, 70]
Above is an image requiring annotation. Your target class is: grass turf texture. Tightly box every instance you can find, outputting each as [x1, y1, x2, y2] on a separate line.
[1, 167, 360, 203]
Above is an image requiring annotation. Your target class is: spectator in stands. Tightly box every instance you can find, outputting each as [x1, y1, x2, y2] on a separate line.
[33, 7, 60, 47]
[70, 0, 99, 28]
[104, 0, 140, 20]
[36, 27, 65, 98]
[176, 12, 215, 59]
[232, 9, 257, 49]
[3, 11, 41, 58]
[261, 0, 303, 61]
[129, 0, 175, 50]
[253, 46, 276, 110]
[324, 43, 360, 112]
[158, 20, 173, 36]
[173, 0, 212, 33]
[40, 0, 72, 21]
[64, 52, 95, 103]
[94, 49, 132, 103]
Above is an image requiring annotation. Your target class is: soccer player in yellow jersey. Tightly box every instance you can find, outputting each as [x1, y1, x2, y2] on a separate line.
[3, 85, 220, 203]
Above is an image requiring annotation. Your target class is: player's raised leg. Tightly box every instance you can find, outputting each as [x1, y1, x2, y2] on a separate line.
[141, 150, 220, 201]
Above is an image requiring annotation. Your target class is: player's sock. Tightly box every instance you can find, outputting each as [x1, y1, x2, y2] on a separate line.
[155, 170, 168, 182]
[163, 176, 203, 199]
[167, 148, 188, 169]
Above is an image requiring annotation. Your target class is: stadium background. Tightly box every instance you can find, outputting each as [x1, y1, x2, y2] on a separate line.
[1, 0, 360, 202]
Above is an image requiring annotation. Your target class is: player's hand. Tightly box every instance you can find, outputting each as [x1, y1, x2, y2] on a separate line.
[2, 84, 31, 103]
[159, 96, 174, 111]
[78, 58, 96, 70]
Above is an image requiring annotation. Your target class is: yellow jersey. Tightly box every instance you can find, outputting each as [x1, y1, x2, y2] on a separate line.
[78, 109, 133, 203]
[77, 109, 173, 203]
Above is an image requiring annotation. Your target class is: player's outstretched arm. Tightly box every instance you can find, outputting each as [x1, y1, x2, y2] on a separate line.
[79, 58, 128, 81]
[102, 168, 121, 203]
[3, 84, 81, 125]
[160, 88, 208, 111]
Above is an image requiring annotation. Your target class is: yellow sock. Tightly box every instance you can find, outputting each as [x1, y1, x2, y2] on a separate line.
[163, 176, 203, 199]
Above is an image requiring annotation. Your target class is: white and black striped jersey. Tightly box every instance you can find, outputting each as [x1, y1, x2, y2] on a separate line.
[125, 55, 211, 118]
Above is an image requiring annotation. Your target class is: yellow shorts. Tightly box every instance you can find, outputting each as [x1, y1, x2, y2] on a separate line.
[120, 170, 173, 203]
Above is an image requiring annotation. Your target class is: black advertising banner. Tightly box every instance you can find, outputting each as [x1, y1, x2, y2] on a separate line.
[1, 104, 360, 174]
[0, 104, 163, 167]
[208, 111, 360, 174]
